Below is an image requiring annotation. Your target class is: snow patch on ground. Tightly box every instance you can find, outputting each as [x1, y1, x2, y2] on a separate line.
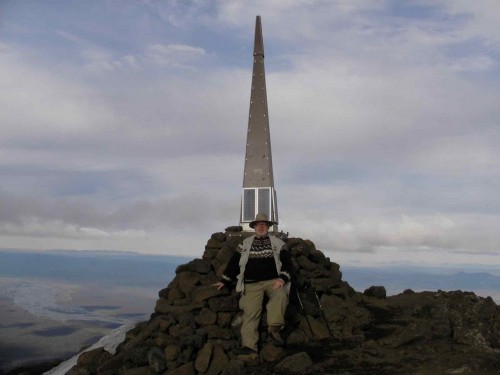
[43, 323, 134, 375]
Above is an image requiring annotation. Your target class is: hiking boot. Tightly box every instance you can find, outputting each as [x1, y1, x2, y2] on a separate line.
[234, 346, 258, 355]
[268, 326, 284, 346]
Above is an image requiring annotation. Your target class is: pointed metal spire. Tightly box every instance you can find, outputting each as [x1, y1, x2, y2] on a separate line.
[240, 16, 279, 231]
[253, 15, 264, 57]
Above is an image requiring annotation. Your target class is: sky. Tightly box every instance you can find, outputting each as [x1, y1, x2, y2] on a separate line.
[1, 0, 499, 268]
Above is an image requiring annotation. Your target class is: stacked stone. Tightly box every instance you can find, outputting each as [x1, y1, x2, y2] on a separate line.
[147, 227, 358, 373]
[67, 228, 500, 374]
[67, 228, 358, 374]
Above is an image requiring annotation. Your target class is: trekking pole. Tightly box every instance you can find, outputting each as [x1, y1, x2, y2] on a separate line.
[295, 287, 315, 339]
[313, 289, 334, 338]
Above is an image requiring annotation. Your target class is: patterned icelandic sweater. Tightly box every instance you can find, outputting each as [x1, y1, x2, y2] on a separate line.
[221, 236, 293, 287]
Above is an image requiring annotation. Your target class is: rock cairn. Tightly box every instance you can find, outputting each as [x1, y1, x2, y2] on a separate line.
[68, 228, 500, 375]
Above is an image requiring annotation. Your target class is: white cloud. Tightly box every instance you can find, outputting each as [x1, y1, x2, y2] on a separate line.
[145, 43, 206, 69]
[80, 47, 123, 73]
[0, 1, 499, 266]
[0, 52, 117, 139]
[450, 55, 495, 72]
[0, 217, 147, 240]
[444, 0, 500, 46]
[123, 54, 139, 68]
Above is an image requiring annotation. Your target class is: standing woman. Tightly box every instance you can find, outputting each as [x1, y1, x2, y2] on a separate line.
[213, 213, 293, 354]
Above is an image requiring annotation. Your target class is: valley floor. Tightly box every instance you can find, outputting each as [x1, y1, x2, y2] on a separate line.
[0, 278, 155, 374]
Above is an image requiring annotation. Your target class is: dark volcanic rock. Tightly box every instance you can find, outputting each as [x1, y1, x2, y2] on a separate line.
[69, 230, 500, 375]
[364, 285, 387, 299]
[66, 347, 112, 374]
[275, 352, 313, 374]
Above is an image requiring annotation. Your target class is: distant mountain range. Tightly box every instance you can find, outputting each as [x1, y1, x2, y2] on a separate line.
[1, 249, 498, 301]
[0, 249, 190, 288]
[341, 265, 500, 302]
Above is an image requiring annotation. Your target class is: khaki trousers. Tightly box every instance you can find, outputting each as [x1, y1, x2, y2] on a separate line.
[239, 279, 289, 350]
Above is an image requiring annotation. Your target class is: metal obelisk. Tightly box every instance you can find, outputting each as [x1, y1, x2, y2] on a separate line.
[240, 16, 278, 232]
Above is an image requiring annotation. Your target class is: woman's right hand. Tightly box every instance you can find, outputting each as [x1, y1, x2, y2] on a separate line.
[212, 281, 225, 290]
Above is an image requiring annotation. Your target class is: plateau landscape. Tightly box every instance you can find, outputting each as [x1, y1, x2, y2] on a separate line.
[0, 250, 186, 372]
[1, 246, 499, 373]
[1, 1, 500, 374]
